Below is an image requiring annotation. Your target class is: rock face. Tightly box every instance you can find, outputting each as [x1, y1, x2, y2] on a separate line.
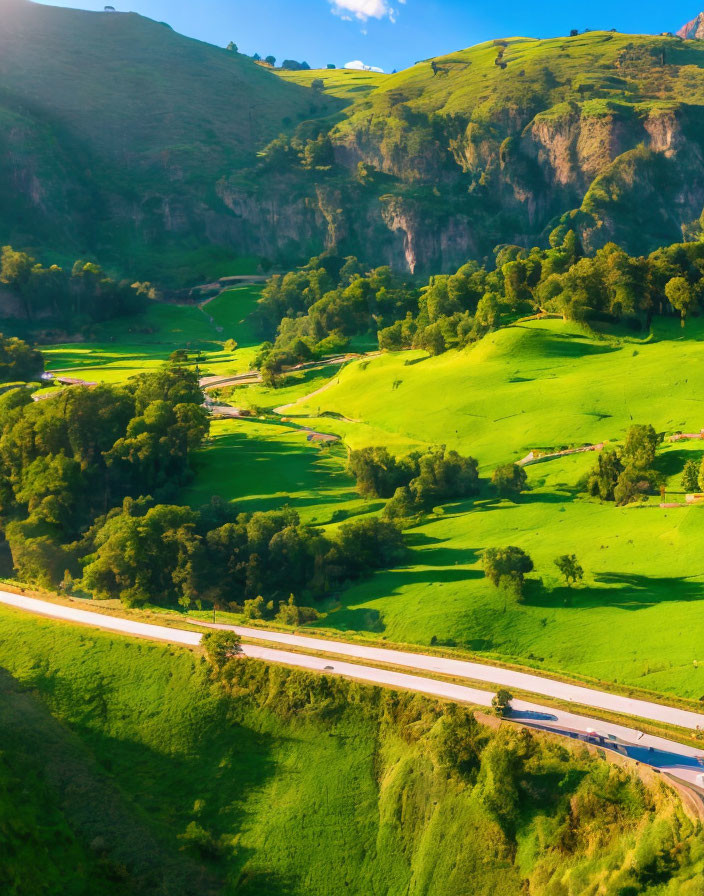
[677, 12, 704, 39]
[6, 2, 704, 279]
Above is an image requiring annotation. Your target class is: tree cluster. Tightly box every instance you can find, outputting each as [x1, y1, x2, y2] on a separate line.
[0, 334, 44, 383]
[0, 245, 150, 323]
[253, 255, 418, 381]
[0, 365, 208, 587]
[586, 424, 662, 504]
[483, 546, 586, 601]
[0, 361, 408, 609]
[254, 231, 704, 375]
[281, 59, 311, 71]
[346, 445, 481, 518]
[82, 503, 405, 610]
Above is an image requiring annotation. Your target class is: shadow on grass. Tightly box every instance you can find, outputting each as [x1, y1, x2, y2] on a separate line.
[591, 572, 704, 607]
[0, 666, 241, 895]
[525, 575, 704, 610]
[320, 607, 385, 632]
[657, 447, 704, 479]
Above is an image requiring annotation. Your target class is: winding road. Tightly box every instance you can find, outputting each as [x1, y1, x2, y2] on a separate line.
[2, 589, 704, 792]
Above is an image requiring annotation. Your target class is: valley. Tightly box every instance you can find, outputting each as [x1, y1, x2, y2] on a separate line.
[6, 1, 704, 892]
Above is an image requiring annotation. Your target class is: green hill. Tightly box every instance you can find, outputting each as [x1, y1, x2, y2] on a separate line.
[0, 0, 341, 282]
[6, 5, 704, 281]
[223, 29, 704, 274]
[1, 604, 702, 895]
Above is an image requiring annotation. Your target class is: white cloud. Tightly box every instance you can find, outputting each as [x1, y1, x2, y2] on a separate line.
[344, 59, 385, 72]
[329, 0, 404, 23]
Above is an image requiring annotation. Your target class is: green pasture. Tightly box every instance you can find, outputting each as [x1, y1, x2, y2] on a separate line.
[186, 418, 371, 525]
[275, 66, 389, 101]
[293, 318, 704, 468]
[29, 309, 704, 701]
[41, 288, 262, 385]
[186, 317, 704, 701]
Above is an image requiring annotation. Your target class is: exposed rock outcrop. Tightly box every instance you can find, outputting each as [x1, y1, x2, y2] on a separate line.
[677, 12, 704, 39]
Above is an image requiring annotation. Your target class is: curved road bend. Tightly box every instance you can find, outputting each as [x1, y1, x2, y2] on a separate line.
[1, 591, 704, 788]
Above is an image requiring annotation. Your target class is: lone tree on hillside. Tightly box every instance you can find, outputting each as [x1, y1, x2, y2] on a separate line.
[492, 688, 513, 717]
[482, 546, 534, 599]
[226, 41, 238, 52]
[492, 463, 527, 499]
[554, 554, 584, 588]
[665, 276, 699, 327]
[202, 630, 242, 671]
[265, 55, 276, 66]
[682, 459, 700, 492]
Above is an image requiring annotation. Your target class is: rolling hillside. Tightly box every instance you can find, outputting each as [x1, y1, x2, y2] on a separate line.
[1, 604, 703, 895]
[0, 0, 341, 281]
[6, 3, 704, 281]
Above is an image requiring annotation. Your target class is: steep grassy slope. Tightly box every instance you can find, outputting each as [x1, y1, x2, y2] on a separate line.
[0, 0, 339, 281]
[1, 604, 702, 895]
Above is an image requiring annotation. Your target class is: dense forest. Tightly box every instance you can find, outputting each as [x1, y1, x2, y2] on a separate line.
[0, 245, 150, 324]
[0, 364, 404, 611]
[254, 230, 704, 378]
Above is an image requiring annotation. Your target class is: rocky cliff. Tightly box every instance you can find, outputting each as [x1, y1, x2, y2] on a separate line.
[678, 12, 704, 39]
[5, 4, 704, 280]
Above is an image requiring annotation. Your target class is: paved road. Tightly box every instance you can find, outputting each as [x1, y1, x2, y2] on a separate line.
[194, 623, 704, 733]
[1, 591, 703, 789]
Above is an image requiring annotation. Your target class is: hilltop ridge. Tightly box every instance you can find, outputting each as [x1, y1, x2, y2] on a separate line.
[6, 3, 704, 280]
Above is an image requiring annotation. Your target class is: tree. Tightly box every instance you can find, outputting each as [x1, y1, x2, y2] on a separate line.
[202, 630, 242, 671]
[347, 446, 410, 498]
[622, 424, 660, 471]
[554, 554, 584, 587]
[311, 78, 324, 90]
[482, 546, 534, 598]
[252, 52, 261, 61]
[682, 459, 700, 492]
[384, 485, 418, 520]
[587, 450, 624, 501]
[327, 63, 336, 69]
[265, 55, 276, 66]
[226, 41, 238, 52]
[491, 688, 512, 717]
[0, 334, 44, 382]
[665, 276, 698, 327]
[492, 463, 527, 499]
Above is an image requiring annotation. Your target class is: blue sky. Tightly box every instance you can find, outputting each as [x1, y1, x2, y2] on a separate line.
[38, 0, 704, 72]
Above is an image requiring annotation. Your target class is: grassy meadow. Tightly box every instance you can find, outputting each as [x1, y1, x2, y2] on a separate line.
[28, 300, 704, 703]
[275, 66, 389, 100]
[182, 316, 704, 702]
[1, 603, 701, 896]
[39, 286, 263, 385]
